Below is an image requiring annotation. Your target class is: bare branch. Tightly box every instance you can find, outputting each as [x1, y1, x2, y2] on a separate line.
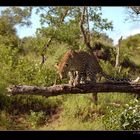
[86, 7, 91, 43]
[41, 7, 69, 65]
[130, 6, 140, 15]
[79, 7, 92, 50]
[59, 7, 69, 23]
[41, 38, 52, 65]
[125, 7, 140, 22]
[7, 83, 140, 98]
[79, 7, 102, 69]
[115, 36, 123, 68]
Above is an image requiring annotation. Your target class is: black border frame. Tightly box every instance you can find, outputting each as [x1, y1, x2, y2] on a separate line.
[0, 0, 140, 139]
[0, 130, 140, 140]
[0, 0, 140, 6]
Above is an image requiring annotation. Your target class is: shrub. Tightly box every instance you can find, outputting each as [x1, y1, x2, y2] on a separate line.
[120, 99, 140, 130]
[62, 94, 104, 122]
[102, 105, 122, 130]
[27, 111, 47, 128]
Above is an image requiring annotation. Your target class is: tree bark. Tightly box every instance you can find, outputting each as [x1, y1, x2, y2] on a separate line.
[41, 8, 69, 65]
[115, 36, 122, 68]
[7, 83, 140, 97]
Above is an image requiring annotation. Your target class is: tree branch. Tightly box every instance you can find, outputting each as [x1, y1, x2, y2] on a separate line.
[79, 7, 92, 50]
[79, 7, 100, 66]
[7, 83, 140, 98]
[115, 36, 122, 68]
[41, 38, 52, 66]
[41, 7, 69, 65]
[130, 6, 140, 15]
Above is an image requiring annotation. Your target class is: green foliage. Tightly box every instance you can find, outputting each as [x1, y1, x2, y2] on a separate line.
[102, 105, 122, 130]
[19, 37, 39, 55]
[0, 45, 19, 87]
[113, 34, 140, 75]
[96, 33, 113, 46]
[1, 7, 32, 27]
[27, 111, 47, 128]
[0, 17, 19, 48]
[0, 111, 13, 130]
[120, 99, 140, 130]
[101, 95, 140, 130]
[62, 94, 104, 122]
[0, 94, 62, 114]
[120, 34, 140, 62]
[0, 48, 58, 86]
[36, 7, 113, 50]
[100, 60, 123, 79]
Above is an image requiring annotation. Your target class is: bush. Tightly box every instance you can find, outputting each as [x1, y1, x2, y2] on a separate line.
[0, 111, 12, 130]
[102, 105, 122, 130]
[120, 99, 140, 130]
[27, 111, 47, 128]
[62, 94, 104, 122]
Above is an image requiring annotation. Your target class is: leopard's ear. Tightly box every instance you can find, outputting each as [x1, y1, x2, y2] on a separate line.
[54, 63, 59, 69]
[69, 49, 74, 53]
[68, 49, 75, 58]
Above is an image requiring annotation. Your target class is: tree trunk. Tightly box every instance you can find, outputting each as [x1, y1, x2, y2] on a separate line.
[115, 36, 122, 68]
[7, 83, 140, 97]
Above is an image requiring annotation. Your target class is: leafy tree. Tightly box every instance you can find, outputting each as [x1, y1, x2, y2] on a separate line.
[36, 7, 113, 47]
[33, 7, 113, 64]
[120, 34, 140, 57]
[0, 7, 113, 58]
[1, 7, 32, 26]
[0, 16, 19, 48]
[0, 7, 33, 50]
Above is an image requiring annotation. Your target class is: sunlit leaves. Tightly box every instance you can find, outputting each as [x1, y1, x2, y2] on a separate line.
[1, 7, 33, 27]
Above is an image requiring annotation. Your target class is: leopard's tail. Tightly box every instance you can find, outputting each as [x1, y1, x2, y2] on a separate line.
[100, 71, 140, 84]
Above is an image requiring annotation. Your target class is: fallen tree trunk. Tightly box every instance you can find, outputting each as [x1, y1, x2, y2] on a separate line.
[7, 83, 140, 97]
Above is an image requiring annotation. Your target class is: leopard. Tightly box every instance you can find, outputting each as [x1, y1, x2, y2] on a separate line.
[55, 49, 140, 104]
[55, 49, 139, 85]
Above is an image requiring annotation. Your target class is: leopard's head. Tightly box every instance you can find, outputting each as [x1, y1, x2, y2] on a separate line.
[55, 49, 75, 79]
